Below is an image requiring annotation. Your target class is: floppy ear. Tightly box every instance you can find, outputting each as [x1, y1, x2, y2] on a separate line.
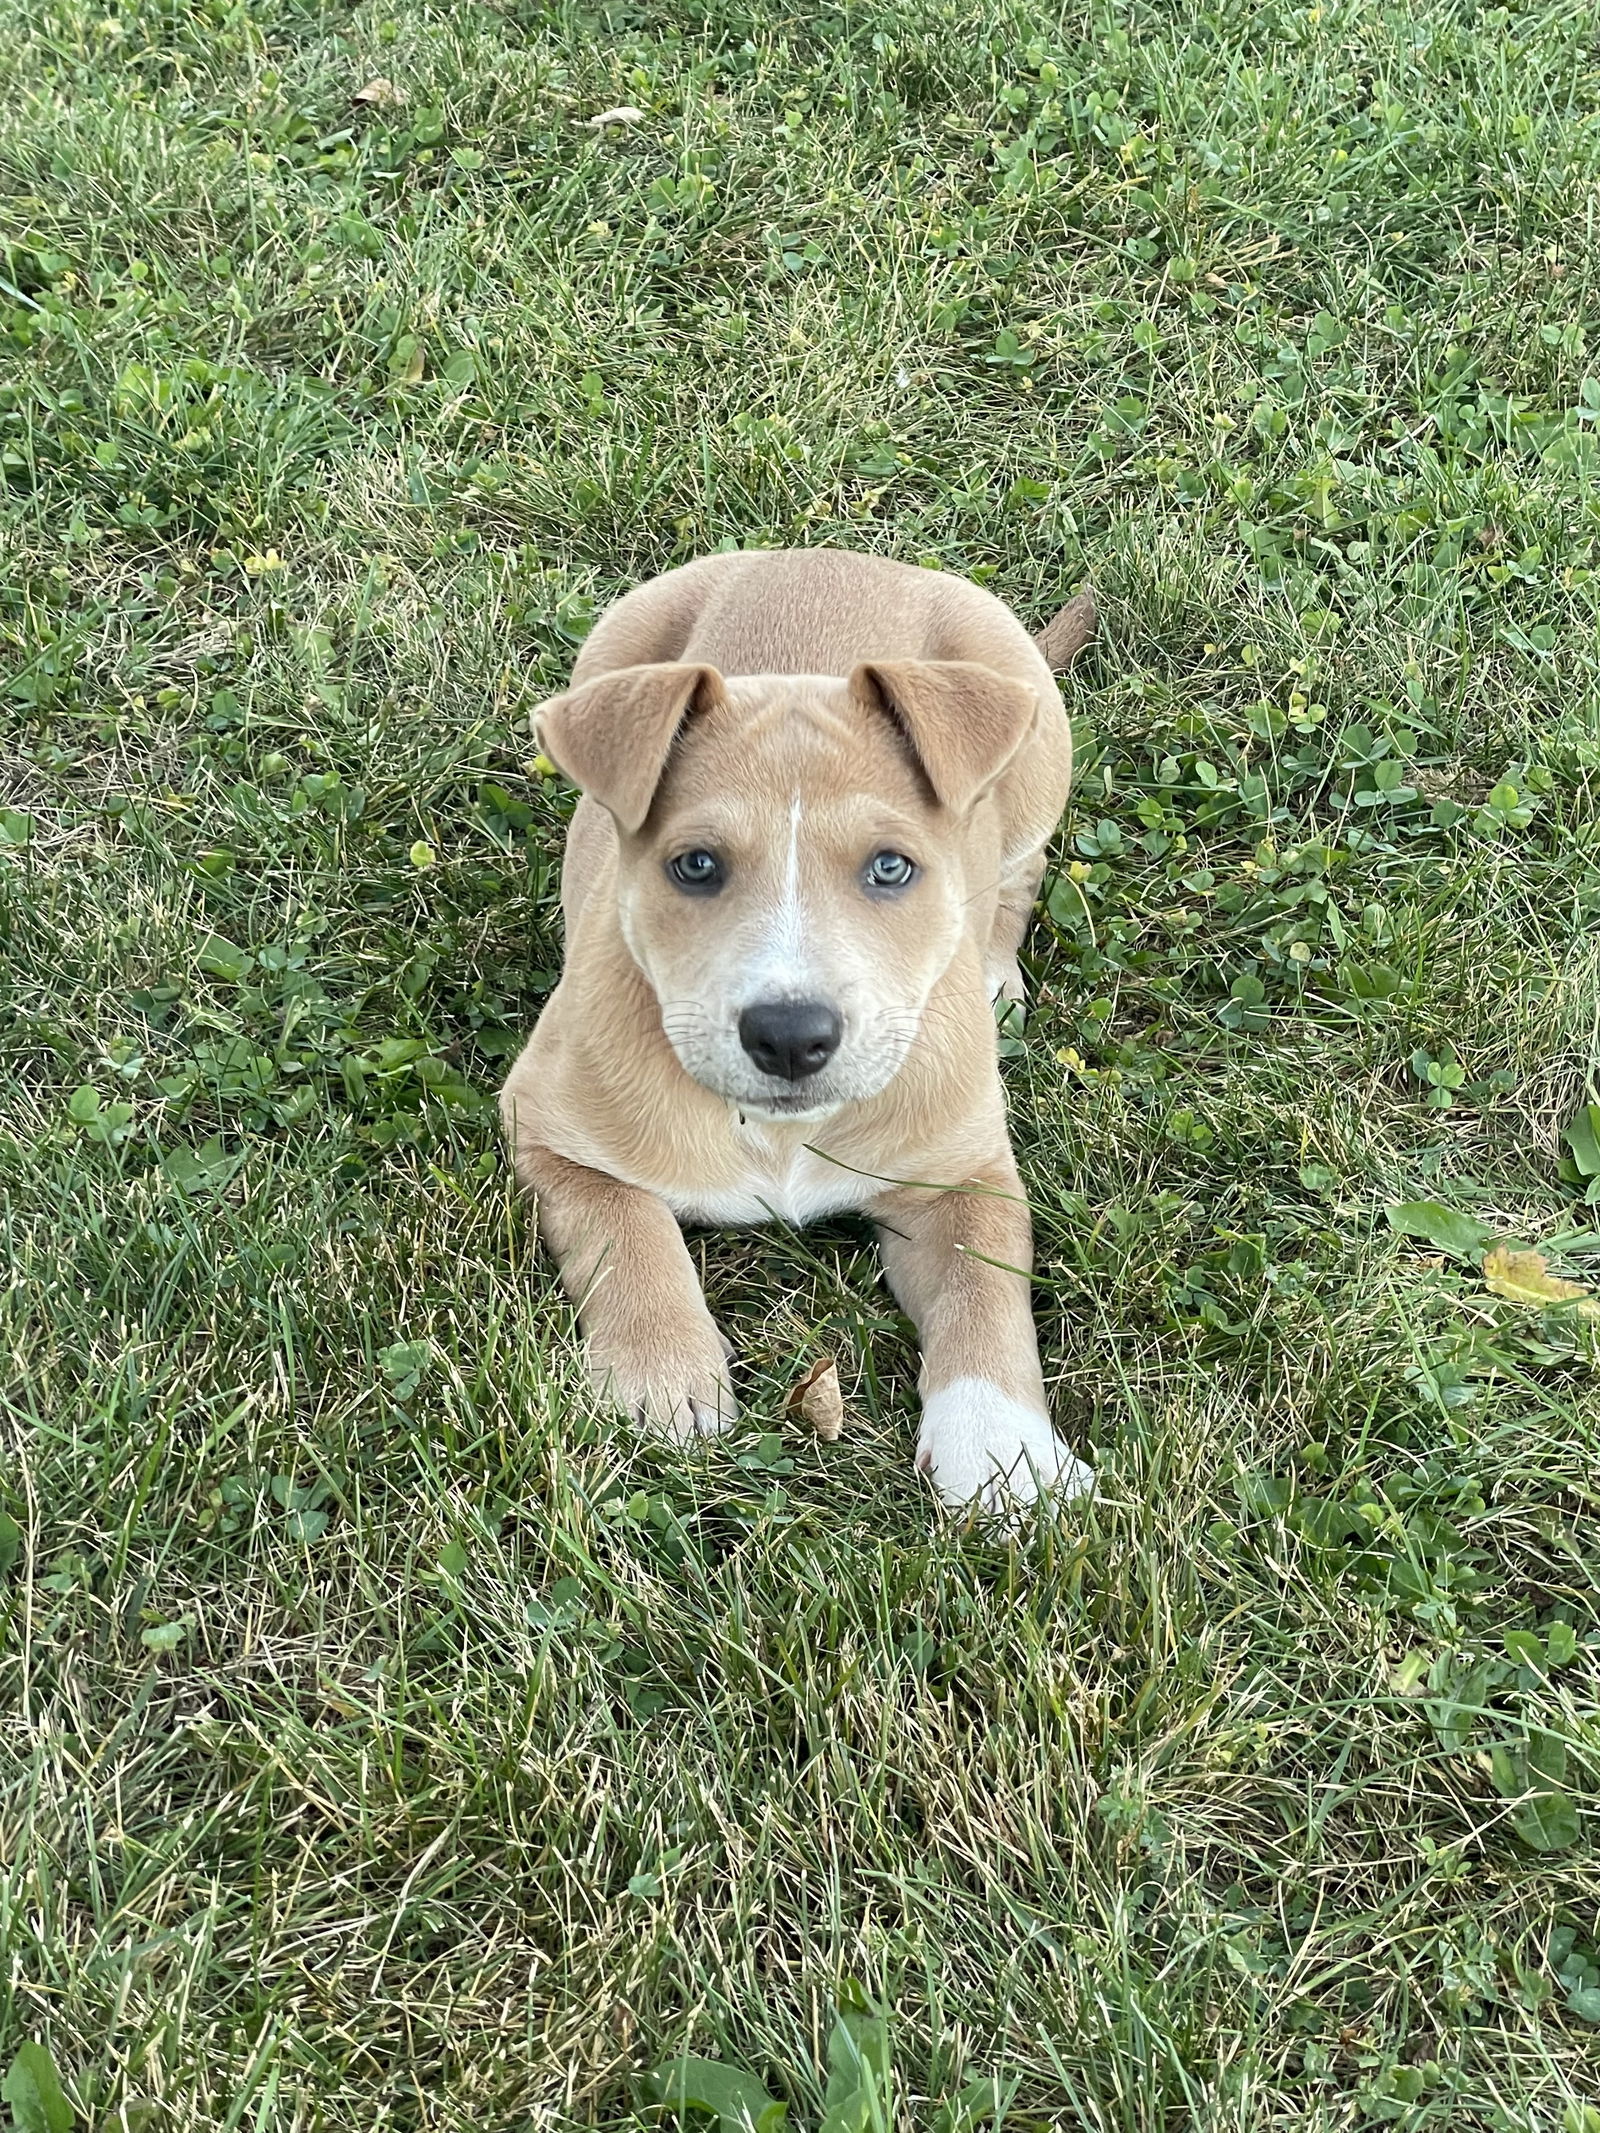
[850, 660, 1038, 813]
[534, 662, 726, 833]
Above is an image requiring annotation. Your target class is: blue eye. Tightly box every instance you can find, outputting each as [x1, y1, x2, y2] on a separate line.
[668, 848, 724, 892]
[865, 850, 916, 891]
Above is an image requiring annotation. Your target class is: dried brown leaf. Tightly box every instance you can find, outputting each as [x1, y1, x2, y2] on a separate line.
[788, 1356, 843, 1440]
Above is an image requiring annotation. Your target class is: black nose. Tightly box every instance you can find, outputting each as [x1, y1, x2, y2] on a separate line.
[738, 999, 843, 1082]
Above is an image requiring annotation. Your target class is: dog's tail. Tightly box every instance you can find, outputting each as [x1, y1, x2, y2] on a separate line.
[1033, 586, 1097, 672]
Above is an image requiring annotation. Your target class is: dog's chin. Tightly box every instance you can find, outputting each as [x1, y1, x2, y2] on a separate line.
[732, 1089, 845, 1125]
[681, 1070, 889, 1124]
[722, 1056, 908, 1122]
[670, 1038, 914, 1121]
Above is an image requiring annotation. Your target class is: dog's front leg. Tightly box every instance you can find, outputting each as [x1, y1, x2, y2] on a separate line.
[872, 1161, 1093, 1517]
[517, 1144, 734, 1440]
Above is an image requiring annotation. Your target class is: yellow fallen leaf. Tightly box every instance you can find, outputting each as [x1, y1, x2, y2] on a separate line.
[1482, 1245, 1599, 1315]
[787, 1356, 843, 1441]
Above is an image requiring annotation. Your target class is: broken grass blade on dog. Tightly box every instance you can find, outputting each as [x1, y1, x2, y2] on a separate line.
[798, 1144, 1029, 1202]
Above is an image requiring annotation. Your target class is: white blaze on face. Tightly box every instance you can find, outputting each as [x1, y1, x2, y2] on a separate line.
[742, 793, 809, 999]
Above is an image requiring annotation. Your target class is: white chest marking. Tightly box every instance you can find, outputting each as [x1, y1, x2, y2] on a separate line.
[663, 1137, 875, 1229]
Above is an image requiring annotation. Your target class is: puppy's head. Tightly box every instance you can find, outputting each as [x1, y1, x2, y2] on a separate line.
[536, 658, 1036, 1119]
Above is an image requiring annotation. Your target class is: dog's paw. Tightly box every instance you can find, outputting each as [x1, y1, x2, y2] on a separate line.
[915, 1377, 1093, 1523]
[586, 1329, 737, 1442]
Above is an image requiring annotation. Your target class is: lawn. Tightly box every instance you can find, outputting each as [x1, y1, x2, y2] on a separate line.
[3, 0, 1600, 2124]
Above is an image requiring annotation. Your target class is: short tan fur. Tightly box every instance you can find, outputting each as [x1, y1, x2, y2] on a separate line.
[500, 548, 1096, 1515]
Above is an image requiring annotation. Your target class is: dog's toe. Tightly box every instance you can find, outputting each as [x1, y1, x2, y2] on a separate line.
[680, 1386, 738, 1439]
[626, 1377, 737, 1443]
[588, 1334, 737, 1444]
[915, 1376, 1093, 1527]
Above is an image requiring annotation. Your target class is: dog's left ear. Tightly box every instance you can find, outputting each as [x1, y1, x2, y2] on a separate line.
[534, 662, 726, 833]
[850, 660, 1038, 813]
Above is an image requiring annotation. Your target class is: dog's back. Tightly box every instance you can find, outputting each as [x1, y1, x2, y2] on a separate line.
[573, 547, 1087, 689]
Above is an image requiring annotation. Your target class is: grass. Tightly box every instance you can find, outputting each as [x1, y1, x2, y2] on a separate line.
[2, 0, 1600, 2123]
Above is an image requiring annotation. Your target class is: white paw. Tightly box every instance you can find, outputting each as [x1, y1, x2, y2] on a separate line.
[586, 1334, 737, 1443]
[915, 1377, 1094, 1522]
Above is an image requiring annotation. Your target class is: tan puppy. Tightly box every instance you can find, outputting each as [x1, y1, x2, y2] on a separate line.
[500, 549, 1096, 1515]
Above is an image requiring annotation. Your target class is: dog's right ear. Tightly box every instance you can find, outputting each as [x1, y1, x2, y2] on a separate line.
[534, 662, 726, 833]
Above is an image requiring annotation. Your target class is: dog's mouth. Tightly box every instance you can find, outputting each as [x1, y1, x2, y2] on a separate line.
[733, 1089, 842, 1124]
[660, 1012, 919, 1120]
